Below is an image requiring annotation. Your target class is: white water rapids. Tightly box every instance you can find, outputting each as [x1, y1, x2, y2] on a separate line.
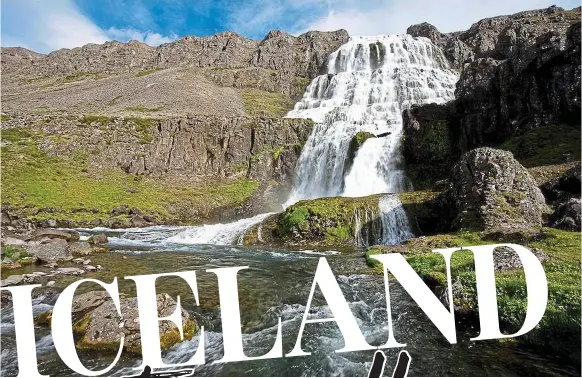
[95, 35, 459, 247]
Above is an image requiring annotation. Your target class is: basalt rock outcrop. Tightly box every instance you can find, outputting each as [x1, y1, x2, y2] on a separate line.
[440, 148, 548, 231]
[1, 113, 313, 227]
[404, 6, 581, 176]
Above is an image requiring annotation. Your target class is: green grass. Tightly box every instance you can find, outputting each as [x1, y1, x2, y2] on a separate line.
[498, 125, 581, 168]
[1, 128, 260, 225]
[366, 228, 581, 364]
[125, 106, 164, 113]
[80, 115, 113, 124]
[135, 68, 163, 77]
[1, 245, 31, 261]
[1, 115, 11, 122]
[239, 89, 295, 118]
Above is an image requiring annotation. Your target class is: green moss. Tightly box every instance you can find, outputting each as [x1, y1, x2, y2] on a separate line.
[1, 130, 260, 225]
[1, 245, 31, 262]
[367, 228, 581, 364]
[159, 320, 196, 350]
[1, 115, 11, 122]
[272, 195, 382, 247]
[498, 125, 581, 168]
[135, 68, 163, 77]
[239, 89, 295, 118]
[124, 117, 158, 130]
[279, 206, 309, 233]
[423, 120, 451, 158]
[292, 76, 312, 97]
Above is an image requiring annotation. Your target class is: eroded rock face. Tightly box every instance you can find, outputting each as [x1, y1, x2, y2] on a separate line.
[404, 6, 581, 164]
[541, 162, 581, 203]
[443, 148, 548, 230]
[551, 198, 581, 231]
[74, 293, 196, 354]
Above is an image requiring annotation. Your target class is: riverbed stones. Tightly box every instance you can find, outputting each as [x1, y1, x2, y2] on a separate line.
[68, 241, 93, 257]
[32, 229, 80, 242]
[87, 233, 108, 245]
[74, 293, 196, 353]
[443, 148, 549, 231]
[25, 241, 73, 262]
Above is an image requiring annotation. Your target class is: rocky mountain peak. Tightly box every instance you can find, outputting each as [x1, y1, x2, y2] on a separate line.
[406, 22, 442, 44]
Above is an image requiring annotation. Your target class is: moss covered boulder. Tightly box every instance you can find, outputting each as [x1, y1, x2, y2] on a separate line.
[443, 147, 549, 231]
[72, 293, 196, 354]
[244, 195, 385, 247]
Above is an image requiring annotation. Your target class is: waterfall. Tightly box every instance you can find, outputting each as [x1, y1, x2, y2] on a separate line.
[285, 35, 459, 204]
[164, 213, 274, 246]
[103, 35, 458, 247]
[353, 194, 414, 247]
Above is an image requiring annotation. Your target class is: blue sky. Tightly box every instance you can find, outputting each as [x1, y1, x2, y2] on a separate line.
[2, 0, 579, 53]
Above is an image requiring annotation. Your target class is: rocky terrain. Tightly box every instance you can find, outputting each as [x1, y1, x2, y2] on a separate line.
[404, 5, 581, 183]
[0, 4, 580, 370]
[1, 30, 348, 118]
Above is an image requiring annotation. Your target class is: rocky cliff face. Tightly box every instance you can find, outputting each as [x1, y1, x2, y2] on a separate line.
[3, 113, 312, 184]
[404, 6, 581, 168]
[1, 113, 313, 227]
[1, 29, 349, 102]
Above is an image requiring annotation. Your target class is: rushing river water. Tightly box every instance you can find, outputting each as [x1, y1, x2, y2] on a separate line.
[1, 230, 578, 377]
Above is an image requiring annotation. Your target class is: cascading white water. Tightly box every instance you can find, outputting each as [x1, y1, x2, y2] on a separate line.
[353, 194, 414, 247]
[286, 35, 459, 203]
[164, 212, 274, 245]
[102, 35, 458, 247]
[377, 194, 414, 245]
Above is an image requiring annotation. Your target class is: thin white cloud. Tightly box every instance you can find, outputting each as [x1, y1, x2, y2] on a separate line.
[1, 0, 177, 53]
[106, 27, 178, 46]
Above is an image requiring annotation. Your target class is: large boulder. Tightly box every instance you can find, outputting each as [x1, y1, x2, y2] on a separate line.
[25, 240, 73, 262]
[443, 148, 548, 230]
[32, 229, 80, 242]
[244, 194, 413, 247]
[74, 293, 196, 354]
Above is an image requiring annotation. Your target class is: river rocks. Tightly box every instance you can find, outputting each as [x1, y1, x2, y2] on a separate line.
[25, 242, 73, 262]
[74, 293, 196, 354]
[87, 233, 108, 245]
[0, 275, 25, 287]
[442, 148, 548, 231]
[2, 237, 28, 246]
[32, 229, 80, 242]
[68, 241, 93, 257]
